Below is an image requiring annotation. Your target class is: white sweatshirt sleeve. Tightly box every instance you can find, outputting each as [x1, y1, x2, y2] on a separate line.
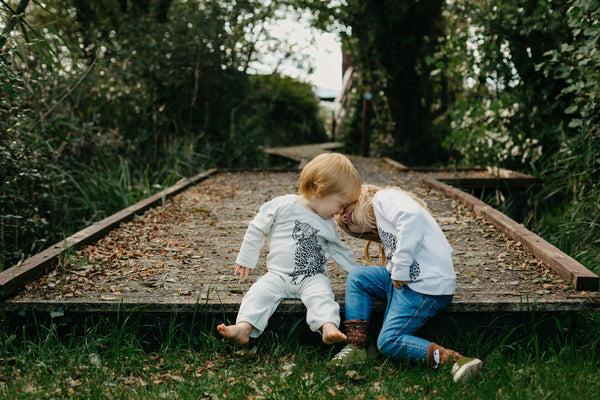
[373, 192, 425, 282]
[327, 232, 361, 273]
[234, 197, 279, 269]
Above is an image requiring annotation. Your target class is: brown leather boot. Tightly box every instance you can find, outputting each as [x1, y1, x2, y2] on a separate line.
[343, 319, 369, 349]
[426, 342, 463, 370]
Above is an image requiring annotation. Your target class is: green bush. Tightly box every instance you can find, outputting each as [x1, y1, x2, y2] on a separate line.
[430, 0, 599, 272]
[1, 40, 56, 267]
[246, 74, 328, 147]
[530, 0, 600, 268]
[0, 1, 330, 269]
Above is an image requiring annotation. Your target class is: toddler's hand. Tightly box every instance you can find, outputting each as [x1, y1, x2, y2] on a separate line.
[234, 264, 251, 280]
[393, 280, 410, 289]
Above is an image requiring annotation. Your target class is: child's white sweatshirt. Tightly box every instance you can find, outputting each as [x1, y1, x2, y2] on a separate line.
[373, 189, 456, 295]
[236, 194, 359, 284]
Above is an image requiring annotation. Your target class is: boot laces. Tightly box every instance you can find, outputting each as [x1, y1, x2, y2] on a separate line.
[332, 346, 355, 360]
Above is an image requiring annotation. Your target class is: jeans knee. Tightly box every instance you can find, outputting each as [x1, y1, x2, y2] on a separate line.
[377, 334, 413, 360]
[346, 267, 365, 288]
[376, 335, 394, 358]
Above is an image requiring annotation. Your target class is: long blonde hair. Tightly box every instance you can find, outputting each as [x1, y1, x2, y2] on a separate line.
[335, 184, 429, 265]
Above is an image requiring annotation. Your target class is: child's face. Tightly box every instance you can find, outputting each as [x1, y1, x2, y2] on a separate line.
[339, 202, 366, 233]
[309, 192, 354, 220]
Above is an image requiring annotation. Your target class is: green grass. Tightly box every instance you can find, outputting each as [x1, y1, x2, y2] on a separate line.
[1, 311, 599, 399]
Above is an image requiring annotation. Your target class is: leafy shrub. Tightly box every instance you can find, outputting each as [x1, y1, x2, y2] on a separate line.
[0, 1, 331, 269]
[244, 74, 328, 147]
[531, 0, 600, 266]
[430, 0, 599, 271]
[0, 39, 56, 267]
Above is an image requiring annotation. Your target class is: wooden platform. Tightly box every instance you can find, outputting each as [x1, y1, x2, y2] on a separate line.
[383, 158, 540, 189]
[0, 152, 598, 318]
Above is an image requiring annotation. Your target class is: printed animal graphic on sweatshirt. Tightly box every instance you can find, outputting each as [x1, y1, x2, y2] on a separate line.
[290, 220, 327, 284]
[409, 259, 421, 281]
[379, 229, 397, 262]
[379, 228, 421, 280]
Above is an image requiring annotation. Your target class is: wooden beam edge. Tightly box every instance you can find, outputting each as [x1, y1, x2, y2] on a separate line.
[2, 295, 599, 314]
[422, 176, 599, 292]
[0, 169, 219, 300]
[382, 157, 409, 170]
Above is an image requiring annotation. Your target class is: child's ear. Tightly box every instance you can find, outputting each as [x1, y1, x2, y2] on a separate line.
[315, 185, 326, 198]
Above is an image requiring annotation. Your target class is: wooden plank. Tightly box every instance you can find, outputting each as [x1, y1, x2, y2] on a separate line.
[3, 291, 599, 315]
[263, 142, 341, 164]
[382, 158, 539, 188]
[0, 169, 218, 299]
[422, 176, 599, 291]
[382, 157, 409, 170]
[486, 166, 538, 180]
[3, 160, 597, 315]
[383, 158, 486, 173]
[435, 176, 537, 189]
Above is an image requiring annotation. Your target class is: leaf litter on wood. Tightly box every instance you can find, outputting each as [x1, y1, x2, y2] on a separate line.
[9, 157, 595, 311]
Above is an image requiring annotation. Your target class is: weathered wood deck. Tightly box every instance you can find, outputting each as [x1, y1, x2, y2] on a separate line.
[1, 145, 598, 319]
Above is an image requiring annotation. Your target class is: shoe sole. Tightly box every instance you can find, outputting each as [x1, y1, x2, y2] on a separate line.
[453, 358, 483, 383]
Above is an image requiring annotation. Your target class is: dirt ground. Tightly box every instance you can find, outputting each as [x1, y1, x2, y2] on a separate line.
[6, 155, 597, 314]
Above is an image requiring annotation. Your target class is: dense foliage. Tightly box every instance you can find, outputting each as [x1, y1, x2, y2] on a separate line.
[303, 0, 599, 272]
[533, 0, 600, 258]
[1, 0, 598, 275]
[433, 0, 599, 267]
[0, 0, 327, 269]
[319, 0, 450, 165]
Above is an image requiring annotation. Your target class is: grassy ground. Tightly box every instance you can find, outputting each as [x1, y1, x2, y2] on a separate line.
[1, 311, 599, 399]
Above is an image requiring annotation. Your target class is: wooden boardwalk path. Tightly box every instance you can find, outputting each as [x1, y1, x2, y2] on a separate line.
[1, 144, 598, 319]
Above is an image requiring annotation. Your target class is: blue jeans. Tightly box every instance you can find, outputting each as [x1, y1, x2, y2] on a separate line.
[345, 266, 453, 363]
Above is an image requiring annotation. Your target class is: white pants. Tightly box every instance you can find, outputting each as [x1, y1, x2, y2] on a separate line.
[236, 271, 340, 338]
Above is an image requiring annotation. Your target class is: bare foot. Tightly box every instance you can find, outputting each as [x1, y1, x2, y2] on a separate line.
[217, 322, 253, 345]
[322, 322, 347, 345]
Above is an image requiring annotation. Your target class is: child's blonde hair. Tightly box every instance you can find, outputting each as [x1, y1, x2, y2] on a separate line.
[299, 153, 361, 201]
[335, 184, 429, 265]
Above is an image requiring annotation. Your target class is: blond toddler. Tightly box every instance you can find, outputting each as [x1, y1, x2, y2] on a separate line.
[329, 184, 483, 383]
[217, 153, 362, 345]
